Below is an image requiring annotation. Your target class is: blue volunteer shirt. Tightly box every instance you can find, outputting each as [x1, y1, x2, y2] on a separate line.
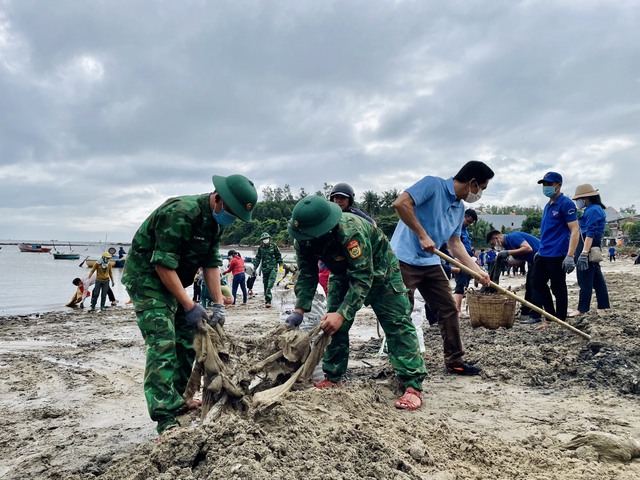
[503, 231, 540, 263]
[539, 193, 577, 257]
[578, 204, 606, 242]
[461, 225, 473, 256]
[390, 176, 464, 266]
[486, 250, 496, 263]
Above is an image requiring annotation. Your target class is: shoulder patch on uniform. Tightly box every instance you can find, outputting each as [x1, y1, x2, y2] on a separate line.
[347, 240, 362, 259]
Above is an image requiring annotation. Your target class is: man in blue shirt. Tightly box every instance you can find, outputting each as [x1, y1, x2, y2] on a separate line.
[391, 161, 492, 375]
[534, 172, 579, 324]
[453, 209, 477, 319]
[487, 230, 543, 324]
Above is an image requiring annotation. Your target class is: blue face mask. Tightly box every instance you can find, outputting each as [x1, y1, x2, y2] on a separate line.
[575, 198, 586, 209]
[542, 186, 556, 198]
[212, 203, 236, 226]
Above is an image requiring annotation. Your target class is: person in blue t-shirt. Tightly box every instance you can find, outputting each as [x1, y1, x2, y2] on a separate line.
[453, 209, 477, 319]
[487, 230, 542, 324]
[569, 184, 610, 316]
[390, 161, 492, 376]
[478, 248, 486, 270]
[534, 172, 579, 325]
[486, 247, 497, 266]
[608, 246, 616, 262]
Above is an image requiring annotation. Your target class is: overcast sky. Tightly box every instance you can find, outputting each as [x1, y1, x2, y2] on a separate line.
[1, 0, 639, 242]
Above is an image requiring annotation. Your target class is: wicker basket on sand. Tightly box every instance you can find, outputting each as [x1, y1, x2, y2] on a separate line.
[466, 290, 517, 330]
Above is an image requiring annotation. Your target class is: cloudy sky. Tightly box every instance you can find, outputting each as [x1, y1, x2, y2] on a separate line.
[1, 0, 639, 242]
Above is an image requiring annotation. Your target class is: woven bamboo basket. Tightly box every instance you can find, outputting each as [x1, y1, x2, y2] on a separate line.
[466, 290, 517, 330]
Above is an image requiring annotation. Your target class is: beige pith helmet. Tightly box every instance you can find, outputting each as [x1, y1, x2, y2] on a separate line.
[572, 184, 599, 200]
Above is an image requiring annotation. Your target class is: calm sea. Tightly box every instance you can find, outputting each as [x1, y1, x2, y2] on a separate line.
[0, 242, 295, 316]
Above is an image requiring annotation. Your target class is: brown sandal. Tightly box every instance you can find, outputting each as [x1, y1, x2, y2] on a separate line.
[395, 387, 422, 410]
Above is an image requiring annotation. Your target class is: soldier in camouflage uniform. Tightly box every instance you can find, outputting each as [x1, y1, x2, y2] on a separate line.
[285, 196, 427, 410]
[122, 174, 258, 435]
[253, 232, 283, 308]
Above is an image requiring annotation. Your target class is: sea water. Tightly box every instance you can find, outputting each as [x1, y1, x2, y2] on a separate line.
[0, 243, 294, 316]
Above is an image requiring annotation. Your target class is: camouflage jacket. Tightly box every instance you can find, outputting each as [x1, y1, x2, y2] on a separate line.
[122, 194, 223, 300]
[294, 213, 405, 322]
[253, 243, 283, 272]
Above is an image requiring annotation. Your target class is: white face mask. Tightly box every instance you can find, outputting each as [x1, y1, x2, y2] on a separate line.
[465, 180, 483, 203]
[262, 239, 270, 245]
[575, 198, 586, 209]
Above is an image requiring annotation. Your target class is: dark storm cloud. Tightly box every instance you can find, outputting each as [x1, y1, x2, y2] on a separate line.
[0, 0, 639, 240]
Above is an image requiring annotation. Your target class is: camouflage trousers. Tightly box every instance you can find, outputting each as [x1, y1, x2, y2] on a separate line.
[128, 289, 195, 434]
[324, 272, 427, 390]
[261, 268, 278, 304]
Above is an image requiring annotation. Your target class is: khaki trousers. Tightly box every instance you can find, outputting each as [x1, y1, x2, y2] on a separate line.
[399, 261, 465, 366]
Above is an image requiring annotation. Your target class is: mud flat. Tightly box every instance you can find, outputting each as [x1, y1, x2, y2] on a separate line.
[1, 260, 639, 479]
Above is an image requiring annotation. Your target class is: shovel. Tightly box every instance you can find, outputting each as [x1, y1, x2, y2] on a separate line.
[433, 249, 591, 341]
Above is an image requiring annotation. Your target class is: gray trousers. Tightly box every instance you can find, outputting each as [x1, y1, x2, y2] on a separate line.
[91, 280, 110, 309]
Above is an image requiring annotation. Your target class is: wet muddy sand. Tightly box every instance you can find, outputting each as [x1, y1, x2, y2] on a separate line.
[1, 260, 639, 479]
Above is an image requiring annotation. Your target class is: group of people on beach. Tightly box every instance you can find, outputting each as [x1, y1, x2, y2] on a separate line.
[110, 164, 612, 438]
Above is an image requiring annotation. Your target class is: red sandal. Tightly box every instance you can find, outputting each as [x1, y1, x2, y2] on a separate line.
[395, 387, 422, 410]
[313, 378, 342, 389]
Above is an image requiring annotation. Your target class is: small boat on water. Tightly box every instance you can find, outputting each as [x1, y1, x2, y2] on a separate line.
[53, 252, 81, 260]
[18, 243, 52, 253]
[51, 242, 82, 260]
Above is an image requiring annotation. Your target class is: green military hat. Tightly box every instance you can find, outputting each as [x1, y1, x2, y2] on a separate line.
[211, 174, 258, 222]
[260, 232, 271, 240]
[288, 195, 342, 241]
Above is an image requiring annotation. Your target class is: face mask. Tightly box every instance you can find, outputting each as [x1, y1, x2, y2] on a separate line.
[543, 186, 557, 198]
[262, 239, 270, 245]
[575, 198, 586, 209]
[465, 180, 483, 203]
[212, 202, 236, 226]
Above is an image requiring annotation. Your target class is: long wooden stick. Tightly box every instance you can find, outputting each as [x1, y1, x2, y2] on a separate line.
[433, 249, 591, 341]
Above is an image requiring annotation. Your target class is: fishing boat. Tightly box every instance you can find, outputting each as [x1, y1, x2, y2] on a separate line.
[18, 243, 52, 253]
[51, 243, 82, 260]
[53, 252, 81, 260]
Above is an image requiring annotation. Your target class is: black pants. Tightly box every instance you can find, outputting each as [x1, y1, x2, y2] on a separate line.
[519, 261, 542, 318]
[532, 256, 568, 320]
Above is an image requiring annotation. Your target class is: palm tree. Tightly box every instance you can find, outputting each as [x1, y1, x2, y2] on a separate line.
[361, 190, 380, 216]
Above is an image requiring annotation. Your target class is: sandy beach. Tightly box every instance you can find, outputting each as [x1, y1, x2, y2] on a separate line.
[1, 259, 639, 479]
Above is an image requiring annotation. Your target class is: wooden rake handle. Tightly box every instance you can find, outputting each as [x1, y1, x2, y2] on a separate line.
[432, 249, 591, 341]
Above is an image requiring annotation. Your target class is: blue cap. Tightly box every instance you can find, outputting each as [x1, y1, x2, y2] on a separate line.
[537, 171, 563, 184]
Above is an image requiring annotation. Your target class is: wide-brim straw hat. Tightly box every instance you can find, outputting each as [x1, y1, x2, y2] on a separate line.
[572, 183, 599, 200]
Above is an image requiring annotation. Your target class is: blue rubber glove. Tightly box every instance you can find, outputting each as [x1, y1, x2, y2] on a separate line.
[285, 312, 304, 330]
[185, 304, 209, 327]
[562, 255, 576, 274]
[577, 253, 589, 271]
[208, 303, 226, 328]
